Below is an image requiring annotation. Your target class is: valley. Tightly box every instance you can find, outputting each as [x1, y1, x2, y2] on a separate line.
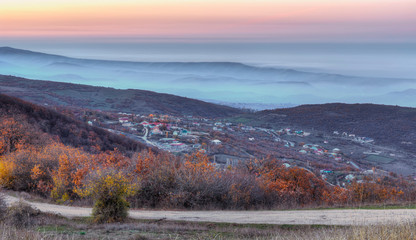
[1, 75, 415, 183]
[0, 46, 415, 229]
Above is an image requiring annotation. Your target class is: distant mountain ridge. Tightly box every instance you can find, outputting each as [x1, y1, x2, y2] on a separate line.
[0, 46, 68, 59]
[0, 74, 243, 117]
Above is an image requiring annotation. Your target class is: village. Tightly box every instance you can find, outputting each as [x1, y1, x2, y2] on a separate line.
[82, 110, 407, 187]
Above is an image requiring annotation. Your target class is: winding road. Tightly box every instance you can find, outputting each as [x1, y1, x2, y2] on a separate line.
[4, 195, 416, 225]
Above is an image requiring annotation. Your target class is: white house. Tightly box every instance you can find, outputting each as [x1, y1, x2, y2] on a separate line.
[212, 139, 222, 145]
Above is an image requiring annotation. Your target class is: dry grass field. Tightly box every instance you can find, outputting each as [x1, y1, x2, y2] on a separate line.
[1, 221, 416, 240]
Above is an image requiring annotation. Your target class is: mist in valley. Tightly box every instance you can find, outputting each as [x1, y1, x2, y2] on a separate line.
[0, 44, 415, 109]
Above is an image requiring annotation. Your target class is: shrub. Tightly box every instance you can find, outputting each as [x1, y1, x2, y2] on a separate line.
[76, 169, 137, 223]
[133, 151, 178, 208]
[5, 201, 40, 228]
[92, 194, 130, 224]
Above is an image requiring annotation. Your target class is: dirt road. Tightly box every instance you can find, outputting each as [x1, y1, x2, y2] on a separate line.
[4, 195, 416, 225]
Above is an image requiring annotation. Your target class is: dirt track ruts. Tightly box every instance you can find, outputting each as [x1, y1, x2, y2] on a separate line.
[4, 195, 416, 225]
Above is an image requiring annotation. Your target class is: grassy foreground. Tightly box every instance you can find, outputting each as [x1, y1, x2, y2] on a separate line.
[1, 215, 416, 240]
[2, 195, 416, 240]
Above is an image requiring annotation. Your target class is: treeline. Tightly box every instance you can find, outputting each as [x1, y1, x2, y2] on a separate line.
[0, 134, 414, 210]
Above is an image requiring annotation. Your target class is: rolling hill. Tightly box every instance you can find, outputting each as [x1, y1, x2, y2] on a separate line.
[0, 75, 243, 118]
[236, 103, 416, 153]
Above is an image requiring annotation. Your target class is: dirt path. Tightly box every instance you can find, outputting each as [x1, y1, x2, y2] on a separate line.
[4, 195, 416, 225]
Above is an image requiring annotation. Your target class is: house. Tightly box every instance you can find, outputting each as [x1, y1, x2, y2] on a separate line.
[119, 117, 129, 123]
[214, 122, 224, 127]
[212, 139, 222, 145]
[180, 129, 189, 135]
[283, 141, 295, 147]
[151, 127, 163, 135]
[332, 148, 341, 153]
[213, 127, 222, 131]
[345, 174, 355, 181]
[363, 169, 374, 175]
[363, 150, 381, 155]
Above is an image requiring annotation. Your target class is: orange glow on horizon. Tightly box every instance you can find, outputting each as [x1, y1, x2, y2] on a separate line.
[0, 0, 415, 41]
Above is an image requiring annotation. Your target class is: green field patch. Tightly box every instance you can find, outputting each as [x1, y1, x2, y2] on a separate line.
[364, 155, 394, 164]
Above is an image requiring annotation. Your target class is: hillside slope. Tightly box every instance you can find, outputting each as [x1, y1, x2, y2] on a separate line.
[0, 75, 243, 117]
[245, 103, 416, 152]
[0, 93, 148, 154]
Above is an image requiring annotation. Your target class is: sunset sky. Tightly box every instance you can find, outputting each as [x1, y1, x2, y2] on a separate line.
[1, 0, 415, 42]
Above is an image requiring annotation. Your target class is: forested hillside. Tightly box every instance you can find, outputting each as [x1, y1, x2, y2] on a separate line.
[0, 94, 146, 154]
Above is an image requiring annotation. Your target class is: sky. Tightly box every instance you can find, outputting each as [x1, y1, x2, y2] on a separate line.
[1, 0, 415, 42]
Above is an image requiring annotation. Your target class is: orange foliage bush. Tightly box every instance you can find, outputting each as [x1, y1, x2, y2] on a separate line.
[256, 158, 328, 207]
[348, 179, 404, 204]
